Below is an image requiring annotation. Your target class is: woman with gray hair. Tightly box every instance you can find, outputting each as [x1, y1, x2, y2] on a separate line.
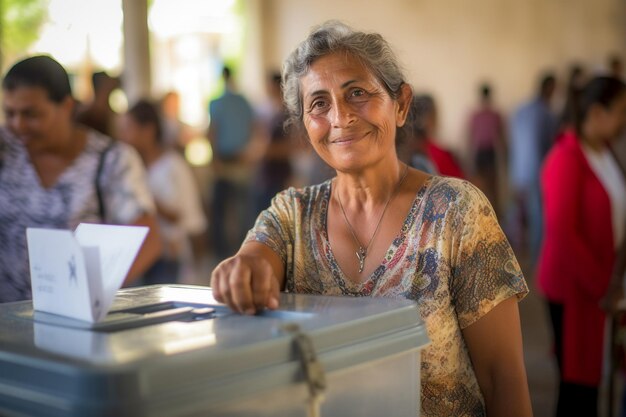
[211, 21, 532, 417]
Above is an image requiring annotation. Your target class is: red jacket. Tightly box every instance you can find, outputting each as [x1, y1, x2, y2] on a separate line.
[537, 130, 615, 385]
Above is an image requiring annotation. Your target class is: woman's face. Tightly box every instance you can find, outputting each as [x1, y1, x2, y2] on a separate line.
[2, 86, 72, 153]
[300, 52, 410, 172]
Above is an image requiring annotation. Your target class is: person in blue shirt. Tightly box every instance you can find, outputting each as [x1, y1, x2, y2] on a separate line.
[506, 73, 558, 262]
[207, 66, 257, 260]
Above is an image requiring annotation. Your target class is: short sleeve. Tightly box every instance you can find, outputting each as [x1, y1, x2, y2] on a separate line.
[449, 181, 528, 329]
[101, 142, 155, 225]
[244, 189, 295, 265]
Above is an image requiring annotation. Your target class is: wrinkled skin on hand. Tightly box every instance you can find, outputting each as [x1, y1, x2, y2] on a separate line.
[210, 249, 281, 315]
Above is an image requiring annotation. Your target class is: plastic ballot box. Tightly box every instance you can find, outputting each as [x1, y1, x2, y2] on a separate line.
[0, 285, 429, 417]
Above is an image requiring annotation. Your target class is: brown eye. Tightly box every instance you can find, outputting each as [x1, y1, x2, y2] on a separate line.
[349, 88, 368, 101]
[309, 99, 329, 114]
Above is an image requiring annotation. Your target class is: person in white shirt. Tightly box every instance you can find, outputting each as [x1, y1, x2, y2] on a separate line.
[119, 99, 207, 284]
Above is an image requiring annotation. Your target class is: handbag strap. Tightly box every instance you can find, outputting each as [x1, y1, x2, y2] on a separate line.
[95, 139, 116, 222]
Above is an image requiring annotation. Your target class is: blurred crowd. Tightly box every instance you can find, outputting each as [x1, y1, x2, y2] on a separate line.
[1, 55, 624, 268]
[1, 52, 624, 284]
[0, 50, 625, 416]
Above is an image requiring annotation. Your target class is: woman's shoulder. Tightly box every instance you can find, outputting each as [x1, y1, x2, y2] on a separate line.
[84, 128, 113, 149]
[264, 180, 332, 218]
[550, 129, 583, 156]
[84, 128, 142, 164]
[155, 149, 188, 170]
[0, 126, 21, 150]
[424, 175, 484, 201]
[543, 131, 586, 173]
[420, 175, 493, 219]
[84, 128, 130, 154]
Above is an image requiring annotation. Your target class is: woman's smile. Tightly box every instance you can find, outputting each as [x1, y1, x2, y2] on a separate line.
[329, 131, 370, 146]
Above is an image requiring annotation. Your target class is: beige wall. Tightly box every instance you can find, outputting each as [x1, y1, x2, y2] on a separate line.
[259, 0, 626, 163]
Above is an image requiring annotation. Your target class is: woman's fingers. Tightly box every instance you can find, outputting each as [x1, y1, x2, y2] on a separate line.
[267, 274, 280, 310]
[210, 267, 223, 302]
[229, 257, 255, 314]
[210, 258, 239, 311]
[210, 253, 280, 315]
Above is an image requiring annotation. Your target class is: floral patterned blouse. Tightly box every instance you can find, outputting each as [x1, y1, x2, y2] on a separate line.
[0, 127, 155, 303]
[245, 175, 528, 416]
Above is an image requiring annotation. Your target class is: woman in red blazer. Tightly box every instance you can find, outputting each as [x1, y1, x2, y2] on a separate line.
[537, 76, 626, 417]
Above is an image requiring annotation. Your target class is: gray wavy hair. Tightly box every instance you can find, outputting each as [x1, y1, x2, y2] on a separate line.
[281, 20, 410, 140]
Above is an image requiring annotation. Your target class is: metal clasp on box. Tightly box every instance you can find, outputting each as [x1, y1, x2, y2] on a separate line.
[281, 323, 326, 417]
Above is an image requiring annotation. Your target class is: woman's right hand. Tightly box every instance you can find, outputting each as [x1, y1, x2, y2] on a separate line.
[210, 242, 284, 315]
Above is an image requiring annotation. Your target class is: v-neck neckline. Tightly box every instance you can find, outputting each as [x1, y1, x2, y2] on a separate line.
[319, 175, 435, 295]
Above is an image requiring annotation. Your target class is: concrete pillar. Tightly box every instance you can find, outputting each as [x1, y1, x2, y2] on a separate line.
[121, 0, 151, 104]
[240, 0, 266, 105]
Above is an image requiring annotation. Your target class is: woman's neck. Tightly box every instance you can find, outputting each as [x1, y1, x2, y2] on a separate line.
[334, 160, 407, 210]
[28, 124, 84, 158]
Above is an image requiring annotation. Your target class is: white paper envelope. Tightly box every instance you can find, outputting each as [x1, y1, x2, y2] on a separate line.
[27, 224, 149, 323]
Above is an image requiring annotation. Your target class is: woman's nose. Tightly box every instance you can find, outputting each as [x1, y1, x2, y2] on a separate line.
[330, 99, 356, 128]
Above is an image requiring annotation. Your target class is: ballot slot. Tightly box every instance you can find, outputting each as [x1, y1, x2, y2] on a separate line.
[24, 299, 314, 333]
[26, 301, 221, 332]
[91, 301, 219, 332]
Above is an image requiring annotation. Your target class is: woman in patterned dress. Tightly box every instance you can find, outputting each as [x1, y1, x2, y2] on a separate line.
[211, 21, 532, 417]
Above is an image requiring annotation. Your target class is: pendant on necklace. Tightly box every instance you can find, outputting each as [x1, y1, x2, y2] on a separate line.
[356, 247, 366, 273]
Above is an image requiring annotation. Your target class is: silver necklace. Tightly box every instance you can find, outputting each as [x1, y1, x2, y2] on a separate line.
[335, 164, 409, 273]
